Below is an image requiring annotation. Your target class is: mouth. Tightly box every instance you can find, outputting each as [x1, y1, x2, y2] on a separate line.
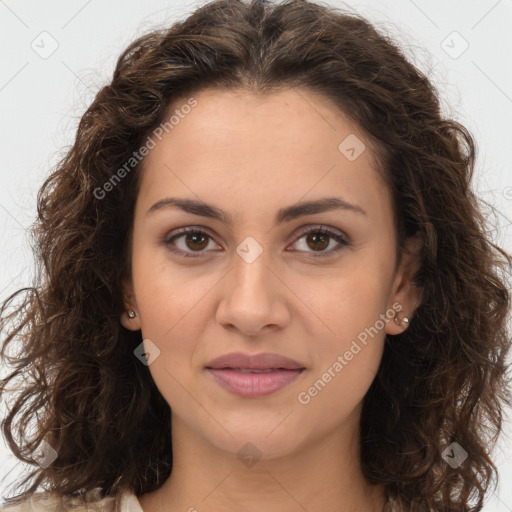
[205, 352, 306, 398]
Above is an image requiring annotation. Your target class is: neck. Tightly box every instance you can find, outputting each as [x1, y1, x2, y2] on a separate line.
[138, 411, 386, 512]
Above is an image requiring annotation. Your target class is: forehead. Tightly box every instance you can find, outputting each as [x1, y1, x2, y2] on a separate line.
[136, 87, 392, 225]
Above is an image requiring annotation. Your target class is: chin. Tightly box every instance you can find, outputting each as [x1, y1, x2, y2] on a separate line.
[198, 413, 307, 461]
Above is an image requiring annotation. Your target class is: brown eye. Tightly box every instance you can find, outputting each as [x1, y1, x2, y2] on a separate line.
[162, 227, 219, 258]
[305, 231, 330, 251]
[290, 226, 349, 258]
[183, 232, 209, 251]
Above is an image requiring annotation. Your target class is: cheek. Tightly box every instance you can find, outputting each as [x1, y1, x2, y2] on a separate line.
[132, 243, 212, 339]
[134, 303, 205, 419]
[295, 272, 389, 413]
[130, 256, 209, 398]
[292, 258, 391, 408]
[296, 256, 392, 351]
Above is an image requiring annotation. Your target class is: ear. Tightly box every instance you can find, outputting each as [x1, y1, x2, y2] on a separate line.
[385, 232, 423, 335]
[119, 276, 141, 331]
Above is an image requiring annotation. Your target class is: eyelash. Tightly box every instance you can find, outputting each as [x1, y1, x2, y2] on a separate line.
[161, 225, 350, 259]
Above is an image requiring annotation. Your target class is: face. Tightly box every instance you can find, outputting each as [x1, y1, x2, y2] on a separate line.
[121, 87, 421, 460]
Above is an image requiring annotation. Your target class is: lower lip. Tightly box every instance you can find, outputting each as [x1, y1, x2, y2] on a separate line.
[206, 368, 305, 398]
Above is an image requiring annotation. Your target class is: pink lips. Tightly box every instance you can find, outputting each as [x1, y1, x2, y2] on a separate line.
[205, 352, 305, 398]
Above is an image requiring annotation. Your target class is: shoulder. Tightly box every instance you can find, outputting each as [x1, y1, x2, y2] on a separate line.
[0, 488, 143, 512]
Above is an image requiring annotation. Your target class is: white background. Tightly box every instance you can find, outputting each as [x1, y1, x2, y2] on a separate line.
[1, 0, 511, 509]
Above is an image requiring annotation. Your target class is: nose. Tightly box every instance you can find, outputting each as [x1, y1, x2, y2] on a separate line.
[215, 248, 291, 336]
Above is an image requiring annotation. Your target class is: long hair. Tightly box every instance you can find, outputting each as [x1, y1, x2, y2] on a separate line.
[1, 1, 511, 510]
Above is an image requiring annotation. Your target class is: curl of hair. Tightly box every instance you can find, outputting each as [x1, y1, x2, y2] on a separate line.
[1, 1, 511, 510]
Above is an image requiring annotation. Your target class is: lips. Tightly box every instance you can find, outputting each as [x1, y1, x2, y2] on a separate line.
[205, 352, 305, 398]
[206, 352, 305, 371]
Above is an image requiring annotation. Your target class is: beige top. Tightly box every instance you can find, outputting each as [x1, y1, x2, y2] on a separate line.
[1, 490, 409, 511]
[0, 489, 144, 512]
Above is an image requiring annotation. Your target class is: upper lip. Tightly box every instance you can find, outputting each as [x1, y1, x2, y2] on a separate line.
[205, 352, 305, 370]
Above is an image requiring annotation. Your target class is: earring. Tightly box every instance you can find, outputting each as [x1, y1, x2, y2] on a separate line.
[394, 313, 409, 327]
[127, 309, 137, 319]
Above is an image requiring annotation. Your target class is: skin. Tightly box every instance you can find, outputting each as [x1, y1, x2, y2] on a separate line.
[120, 86, 422, 512]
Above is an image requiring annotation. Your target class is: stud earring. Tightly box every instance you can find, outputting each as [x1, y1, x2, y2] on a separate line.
[127, 309, 137, 319]
[394, 313, 409, 327]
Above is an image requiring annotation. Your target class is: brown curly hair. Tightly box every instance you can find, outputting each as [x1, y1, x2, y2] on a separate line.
[1, 0, 511, 510]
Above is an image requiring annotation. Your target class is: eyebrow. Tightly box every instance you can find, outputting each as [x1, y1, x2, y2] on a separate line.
[146, 196, 367, 225]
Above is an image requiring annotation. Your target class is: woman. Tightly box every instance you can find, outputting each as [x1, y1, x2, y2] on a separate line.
[1, 0, 510, 510]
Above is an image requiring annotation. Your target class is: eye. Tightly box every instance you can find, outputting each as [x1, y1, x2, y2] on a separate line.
[162, 227, 220, 258]
[161, 225, 350, 258]
[288, 225, 350, 258]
